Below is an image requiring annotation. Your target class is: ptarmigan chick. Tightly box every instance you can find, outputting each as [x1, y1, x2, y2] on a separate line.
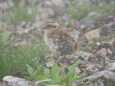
[43, 22, 78, 56]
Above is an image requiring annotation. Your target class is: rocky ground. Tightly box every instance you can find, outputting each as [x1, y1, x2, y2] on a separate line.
[0, 0, 115, 86]
[0, 83, 5, 86]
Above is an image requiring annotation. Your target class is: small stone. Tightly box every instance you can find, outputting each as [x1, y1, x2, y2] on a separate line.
[46, 60, 54, 67]
[80, 25, 85, 29]
[77, 51, 93, 61]
[75, 67, 81, 73]
[97, 48, 107, 57]
[0, 83, 5, 86]
[107, 48, 113, 55]
[51, 0, 65, 8]
[88, 41, 97, 48]
[100, 24, 112, 36]
[88, 11, 100, 17]
[110, 38, 115, 50]
[108, 63, 115, 71]
[41, 12, 49, 21]
[3, 76, 31, 86]
[21, 21, 27, 28]
[85, 29, 100, 40]
[80, 17, 96, 30]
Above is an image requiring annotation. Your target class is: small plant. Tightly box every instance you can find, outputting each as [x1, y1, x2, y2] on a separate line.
[0, 28, 10, 44]
[0, 28, 3, 33]
[26, 64, 50, 80]
[59, 3, 115, 28]
[0, 32, 9, 43]
[66, 4, 115, 20]
[26, 60, 83, 86]
[5, 5, 36, 24]
[0, 42, 51, 81]
[93, 33, 115, 43]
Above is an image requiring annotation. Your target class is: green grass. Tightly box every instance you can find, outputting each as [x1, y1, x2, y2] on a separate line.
[0, 42, 51, 81]
[0, 28, 4, 33]
[64, 4, 115, 20]
[4, 5, 36, 24]
[93, 32, 115, 43]
[58, 3, 115, 28]
[26, 61, 82, 86]
[80, 32, 115, 52]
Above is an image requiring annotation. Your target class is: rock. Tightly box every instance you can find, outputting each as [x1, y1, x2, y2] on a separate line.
[3, 76, 53, 86]
[85, 29, 100, 40]
[38, 0, 69, 21]
[8, 21, 44, 44]
[14, 41, 31, 46]
[39, 8, 55, 21]
[71, 62, 115, 86]
[0, 83, 6, 86]
[15, 28, 30, 35]
[97, 38, 115, 55]
[100, 24, 112, 36]
[0, 1, 14, 12]
[111, 23, 115, 31]
[71, 70, 115, 86]
[100, 42, 112, 49]
[97, 48, 107, 57]
[87, 41, 98, 49]
[3, 76, 31, 86]
[108, 63, 115, 71]
[71, 0, 113, 5]
[110, 38, 115, 50]
[107, 48, 113, 55]
[65, 51, 93, 63]
[88, 11, 101, 17]
[80, 17, 96, 32]
[75, 67, 81, 73]
[51, 0, 65, 8]
[69, 56, 80, 63]
[46, 60, 54, 67]
[78, 51, 94, 60]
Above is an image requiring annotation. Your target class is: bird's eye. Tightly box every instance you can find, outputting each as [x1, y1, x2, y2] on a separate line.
[47, 25, 56, 29]
[47, 25, 54, 27]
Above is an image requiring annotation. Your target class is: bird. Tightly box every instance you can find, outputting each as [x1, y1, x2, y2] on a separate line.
[42, 22, 78, 57]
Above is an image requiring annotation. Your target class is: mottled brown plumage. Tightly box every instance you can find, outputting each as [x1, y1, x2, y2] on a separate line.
[43, 22, 78, 56]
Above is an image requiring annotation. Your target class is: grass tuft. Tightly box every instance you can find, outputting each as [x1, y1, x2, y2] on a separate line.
[0, 42, 51, 81]
[5, 5, 36, 24]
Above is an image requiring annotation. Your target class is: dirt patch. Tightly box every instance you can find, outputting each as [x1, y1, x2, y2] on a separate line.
[0, 83, 6, 86]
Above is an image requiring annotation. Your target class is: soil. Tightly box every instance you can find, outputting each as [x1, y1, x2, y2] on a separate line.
[0, 83, 6, 86]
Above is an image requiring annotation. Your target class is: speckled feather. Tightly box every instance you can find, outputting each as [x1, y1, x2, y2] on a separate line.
[44, 27, 78, 56]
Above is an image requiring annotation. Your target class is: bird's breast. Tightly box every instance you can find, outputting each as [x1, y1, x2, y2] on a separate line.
[44, 30, 78, 55]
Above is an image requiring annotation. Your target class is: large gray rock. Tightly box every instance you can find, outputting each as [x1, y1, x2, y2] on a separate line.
[71, 63, 115, 86]
[3, 76, 64, 86]
[3, 76, 31, 86]
[71, 0, 113, 5]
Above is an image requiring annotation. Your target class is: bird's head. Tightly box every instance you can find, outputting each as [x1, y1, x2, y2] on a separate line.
[42, 22, 60, 32]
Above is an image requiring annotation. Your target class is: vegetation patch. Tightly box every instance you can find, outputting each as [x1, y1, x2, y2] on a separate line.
[26, 61, 82, 86]
[4, 5, 36, 24]
[0, 42, 51, 81]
